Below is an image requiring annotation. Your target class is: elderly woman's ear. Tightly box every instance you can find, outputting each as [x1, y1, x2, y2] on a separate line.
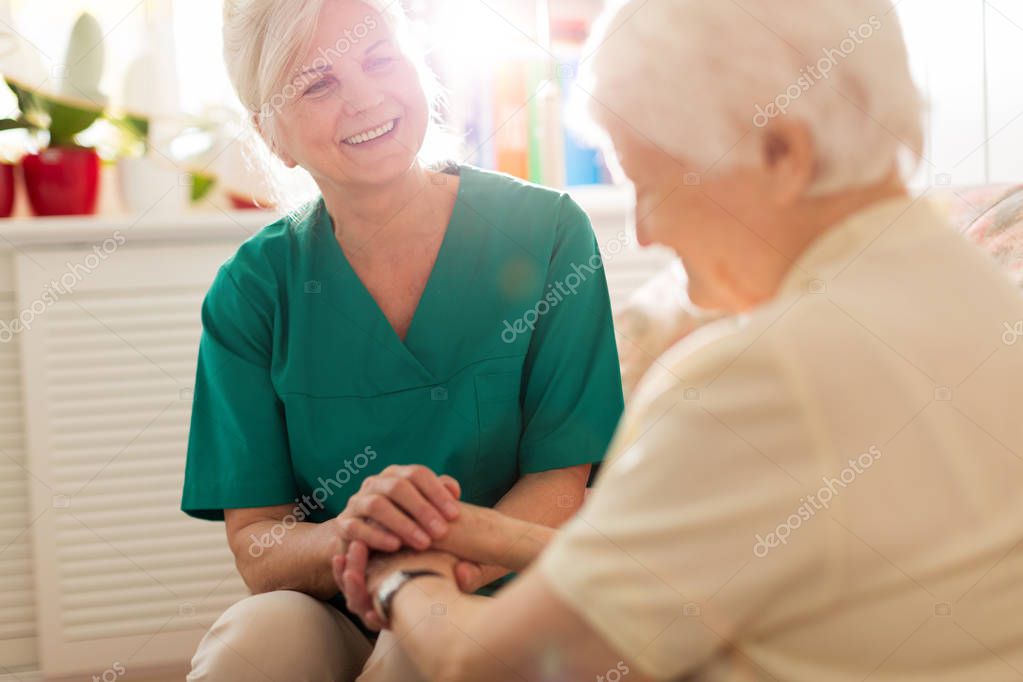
[251, 112, 299, 169]
[758, 118, 816, 206]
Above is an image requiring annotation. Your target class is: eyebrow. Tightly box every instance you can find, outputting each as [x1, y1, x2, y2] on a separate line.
[294, 39, 393, 81]
[296, 64, 331, 81]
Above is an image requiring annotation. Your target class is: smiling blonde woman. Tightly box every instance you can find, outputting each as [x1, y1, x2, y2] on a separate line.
[181, 1, 624, 680]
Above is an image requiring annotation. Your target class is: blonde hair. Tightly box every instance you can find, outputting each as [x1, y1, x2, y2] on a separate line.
[580, 0, 924, 195]
[222, 0, 446, 162]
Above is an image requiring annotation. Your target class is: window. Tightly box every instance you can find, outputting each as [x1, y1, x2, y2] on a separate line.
[2, 0, 1021, 186]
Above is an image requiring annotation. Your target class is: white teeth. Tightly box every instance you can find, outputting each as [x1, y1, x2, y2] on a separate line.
[344, 119, 396, 145]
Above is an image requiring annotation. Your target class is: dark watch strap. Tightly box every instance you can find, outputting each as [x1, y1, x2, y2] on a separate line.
[373, 569, 444, 626]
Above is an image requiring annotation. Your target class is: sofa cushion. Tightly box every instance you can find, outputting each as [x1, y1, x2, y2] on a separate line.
[961, 186, 1023, 288]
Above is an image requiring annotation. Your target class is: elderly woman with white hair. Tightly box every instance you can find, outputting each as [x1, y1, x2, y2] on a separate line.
[181, 0, 626, 680]
[331, 0, 1023, 680]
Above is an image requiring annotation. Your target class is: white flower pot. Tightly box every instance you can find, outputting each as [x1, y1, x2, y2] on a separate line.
[117, 155, 190, 216]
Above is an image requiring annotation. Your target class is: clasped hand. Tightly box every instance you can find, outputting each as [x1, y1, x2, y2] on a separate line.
[324, 464, 483, 630]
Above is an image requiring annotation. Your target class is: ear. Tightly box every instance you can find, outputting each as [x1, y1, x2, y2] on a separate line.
[758, 118, 815, 206]
[252, 112, 299, 169]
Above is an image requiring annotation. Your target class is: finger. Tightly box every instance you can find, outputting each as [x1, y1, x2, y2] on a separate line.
[343, 571, 368, 618]
[352, 494, 432, 550]
[336, 516, 402, 552]
[343, 542, 372, 615]
[400, 465, 461, 521]
[363, 611, 384, 631]
[407, 466, 460, 519]
[368, 476, 450, 540]
[438, 475, 461, 500]
[455, 561, 482, 593]
[331, 555, 346, 591]
[347, 539, 369, 573]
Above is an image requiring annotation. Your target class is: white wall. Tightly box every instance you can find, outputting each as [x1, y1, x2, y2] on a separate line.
[898, 0, 1023, 186]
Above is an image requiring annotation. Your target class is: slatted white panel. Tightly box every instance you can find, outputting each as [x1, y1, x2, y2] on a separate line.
[15, 242, 249, 677]
[0, 253, 37, 671]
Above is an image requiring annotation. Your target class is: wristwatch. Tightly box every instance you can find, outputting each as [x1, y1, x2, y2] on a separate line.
[372, 569, 444, 627]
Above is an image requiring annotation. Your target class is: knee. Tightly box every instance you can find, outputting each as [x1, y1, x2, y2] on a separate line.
[188, 591, 368, 682]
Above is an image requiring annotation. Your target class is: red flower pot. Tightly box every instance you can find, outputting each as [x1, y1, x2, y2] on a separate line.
[0, 164, 15, 218]
[21, 146, 101, 217]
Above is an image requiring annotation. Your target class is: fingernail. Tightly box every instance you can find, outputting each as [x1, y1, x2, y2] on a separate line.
[414, 530, 430, 547]
[429, 519, 447, 537]
[444, 503, 459, 518]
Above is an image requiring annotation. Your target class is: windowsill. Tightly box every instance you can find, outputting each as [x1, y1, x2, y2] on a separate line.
[0, 185, 634, 249]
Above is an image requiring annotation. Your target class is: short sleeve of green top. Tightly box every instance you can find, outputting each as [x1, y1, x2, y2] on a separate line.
[182, 165, 624, 525]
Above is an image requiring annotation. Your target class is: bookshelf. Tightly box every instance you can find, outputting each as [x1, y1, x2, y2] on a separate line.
[411, 0, 613, 190]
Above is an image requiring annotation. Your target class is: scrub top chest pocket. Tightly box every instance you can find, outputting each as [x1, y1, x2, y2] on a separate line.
[473, 371, 523, 502]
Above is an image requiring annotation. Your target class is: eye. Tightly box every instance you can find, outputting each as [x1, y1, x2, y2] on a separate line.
[305, 77, 336, 96]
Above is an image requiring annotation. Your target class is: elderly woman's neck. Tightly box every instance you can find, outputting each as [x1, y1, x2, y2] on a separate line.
[732, 175, 911, 313]
[796, 175, 910, 244]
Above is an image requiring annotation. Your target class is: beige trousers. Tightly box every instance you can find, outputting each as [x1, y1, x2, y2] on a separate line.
[186, 590, 426, 682]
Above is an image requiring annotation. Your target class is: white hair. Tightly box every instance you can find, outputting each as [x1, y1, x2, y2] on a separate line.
[579, 0, 924, 195]
[222, 0, 446, 162]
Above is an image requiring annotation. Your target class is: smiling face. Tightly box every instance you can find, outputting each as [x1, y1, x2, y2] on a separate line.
[270, 0, 430, 187]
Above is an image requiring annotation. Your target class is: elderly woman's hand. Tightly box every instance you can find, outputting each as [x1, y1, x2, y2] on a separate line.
[332, 540, 458, 631]
[328, 465, 462, 557]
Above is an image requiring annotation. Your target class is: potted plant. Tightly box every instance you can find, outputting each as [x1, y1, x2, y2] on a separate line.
[0, 128, 20, 217]
[1, 13, 107, 216]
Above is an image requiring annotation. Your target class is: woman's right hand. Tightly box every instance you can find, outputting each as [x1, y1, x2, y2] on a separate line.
[329, 465, 462, 554]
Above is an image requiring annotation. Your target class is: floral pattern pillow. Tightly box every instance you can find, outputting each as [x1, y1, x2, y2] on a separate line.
[961, 187, 1023, 288]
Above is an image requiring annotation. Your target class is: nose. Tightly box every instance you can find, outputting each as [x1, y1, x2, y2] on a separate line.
[340, 71, 384, 117]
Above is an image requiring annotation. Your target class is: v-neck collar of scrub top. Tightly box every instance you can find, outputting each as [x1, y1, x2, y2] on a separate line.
[309, 164, 471, 387]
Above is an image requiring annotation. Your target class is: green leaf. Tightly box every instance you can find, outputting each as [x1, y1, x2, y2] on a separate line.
[191, 172, 216, 202]
[126, 114, 149, 140]
[41, 94, 104, 147]
[6, 79, 43, 119]
[108, 113, 150, 144]
[5, 79, 105, 146]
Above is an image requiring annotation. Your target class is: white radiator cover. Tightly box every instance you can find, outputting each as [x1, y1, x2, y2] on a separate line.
[0, 272, 36, 670]
[14, 243, 248, 677]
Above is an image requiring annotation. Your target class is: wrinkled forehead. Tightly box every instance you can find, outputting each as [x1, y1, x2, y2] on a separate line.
[293, 0, 396, 76]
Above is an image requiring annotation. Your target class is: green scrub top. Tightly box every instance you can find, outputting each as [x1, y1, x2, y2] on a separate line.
[182, 164, 623, 530]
